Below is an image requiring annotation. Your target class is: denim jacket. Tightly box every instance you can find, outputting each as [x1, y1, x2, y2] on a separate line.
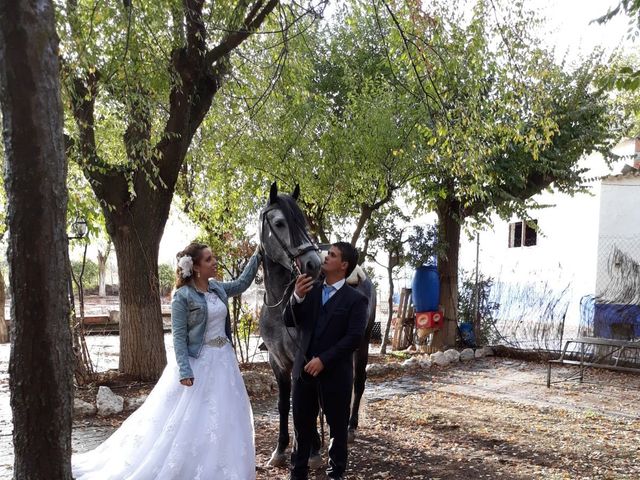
[171, 253, 260, 380]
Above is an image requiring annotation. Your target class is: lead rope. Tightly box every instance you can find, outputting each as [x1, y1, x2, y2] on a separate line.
[260, 209, 326, 449]
[285, 289, 326, 450]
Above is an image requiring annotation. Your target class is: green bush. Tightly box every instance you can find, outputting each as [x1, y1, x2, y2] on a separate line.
[71, 259, 99, 291]
[158, 263, 175, 296]
[236, 310, 258, 338]
[458, 270, 499, 345]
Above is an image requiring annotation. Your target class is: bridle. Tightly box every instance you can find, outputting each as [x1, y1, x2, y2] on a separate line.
[260, 203, 328, 445]
[259, 205, 319, 308]
[260, 205, 319, 277]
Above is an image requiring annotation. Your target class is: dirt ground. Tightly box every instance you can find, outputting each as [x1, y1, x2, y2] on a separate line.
[255, 357, 640, 480]
[79, 353, 640, 480]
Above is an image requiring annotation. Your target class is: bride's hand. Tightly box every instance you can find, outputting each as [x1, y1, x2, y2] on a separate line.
[180, 378, 194, 387]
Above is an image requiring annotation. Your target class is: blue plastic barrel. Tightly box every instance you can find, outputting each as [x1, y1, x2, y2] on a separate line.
[459, 322, 476, 347]
[411, 265, 440, 312]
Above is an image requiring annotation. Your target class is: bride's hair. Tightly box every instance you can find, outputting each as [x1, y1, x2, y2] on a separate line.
[174, 242, 209, 289]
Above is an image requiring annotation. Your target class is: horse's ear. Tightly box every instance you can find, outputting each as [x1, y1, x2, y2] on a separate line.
[269, 182, 278, 205]
[292, 184, 300, 201]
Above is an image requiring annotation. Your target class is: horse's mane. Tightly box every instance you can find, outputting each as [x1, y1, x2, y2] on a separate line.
[271, 194, 310, 246]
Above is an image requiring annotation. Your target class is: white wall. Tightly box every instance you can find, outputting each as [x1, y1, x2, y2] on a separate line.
[595, 174, 640, 299]
[458, 153, 625, 328]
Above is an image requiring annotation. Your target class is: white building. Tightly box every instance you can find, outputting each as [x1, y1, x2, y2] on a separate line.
[457, 148, 637, 339]
[593, 166, 640, 339]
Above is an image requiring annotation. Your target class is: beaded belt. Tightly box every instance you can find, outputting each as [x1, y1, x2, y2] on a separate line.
[205, 336, 229, 348]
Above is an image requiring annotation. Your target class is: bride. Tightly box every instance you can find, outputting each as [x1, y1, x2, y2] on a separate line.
[73, 242, 261, 480]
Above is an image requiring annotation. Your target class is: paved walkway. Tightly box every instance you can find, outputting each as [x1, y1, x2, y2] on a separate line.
[0, 345, 10, 477]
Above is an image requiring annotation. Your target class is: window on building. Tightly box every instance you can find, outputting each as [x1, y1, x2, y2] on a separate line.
[508, 220, 537, 248]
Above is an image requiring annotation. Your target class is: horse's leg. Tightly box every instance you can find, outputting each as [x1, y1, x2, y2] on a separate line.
[267, 362, 291, 467]
[349, 320, 373, 443]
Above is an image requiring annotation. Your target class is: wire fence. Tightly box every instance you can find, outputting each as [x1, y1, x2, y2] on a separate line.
[591, 237, 640, 341]
[596, 236, 640, 305]
[487, 280, 571, 352]
[482, 235, 640, 364]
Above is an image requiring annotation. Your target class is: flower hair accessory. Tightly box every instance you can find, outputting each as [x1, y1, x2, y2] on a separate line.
[177, 255, 194, 279]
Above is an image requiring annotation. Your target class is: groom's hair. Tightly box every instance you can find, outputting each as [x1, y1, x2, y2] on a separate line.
[333, 242, 358, 278]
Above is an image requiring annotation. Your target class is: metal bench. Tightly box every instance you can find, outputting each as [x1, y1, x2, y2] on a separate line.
[546, 336, 640, 388]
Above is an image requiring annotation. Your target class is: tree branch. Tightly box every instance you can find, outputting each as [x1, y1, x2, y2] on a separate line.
[68, 70, 129, 207]
[185, 0, 206, 61]
[204, 0, 279, 67]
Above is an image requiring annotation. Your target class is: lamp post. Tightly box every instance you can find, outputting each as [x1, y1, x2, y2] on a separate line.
[69, 217, 88, 240]
[68, 216, 88, 313]
[68, 216, 94, 383]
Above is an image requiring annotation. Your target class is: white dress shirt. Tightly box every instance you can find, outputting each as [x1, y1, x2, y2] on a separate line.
[293, 278, 346, 304]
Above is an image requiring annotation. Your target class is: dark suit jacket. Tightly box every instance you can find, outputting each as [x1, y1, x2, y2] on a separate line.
[284, 281, 368, 381]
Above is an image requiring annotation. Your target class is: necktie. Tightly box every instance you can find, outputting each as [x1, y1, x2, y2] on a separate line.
[322, 284, 334, 305]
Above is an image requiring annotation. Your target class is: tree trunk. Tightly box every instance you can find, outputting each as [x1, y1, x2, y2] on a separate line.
[380, 257, 395, 355]
[433, 199, 462, 349]
[110, 208, 167, 380]
[66, 0, 280, 382]
[0, 1, 74, 478]
[351, 204, 373, 247]
[98, 261, 107, 297]
[97, 243, 111, 297]
[358, 235, 371, 265]
[0, 272, 7, 343]
[350, 186, 396, 247]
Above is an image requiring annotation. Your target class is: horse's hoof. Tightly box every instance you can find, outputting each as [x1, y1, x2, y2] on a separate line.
[347, 429, 356, 443]
[266, 451, 288, 468]
[308, 453, 323, 470]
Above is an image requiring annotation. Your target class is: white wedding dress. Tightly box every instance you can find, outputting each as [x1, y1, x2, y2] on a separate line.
[73, 292, 256, 480]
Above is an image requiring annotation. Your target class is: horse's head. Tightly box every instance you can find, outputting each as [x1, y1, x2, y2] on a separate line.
[259, 182, 322, 280]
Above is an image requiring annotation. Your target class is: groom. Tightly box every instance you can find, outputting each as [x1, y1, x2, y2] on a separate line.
[284, 242, 368, 480]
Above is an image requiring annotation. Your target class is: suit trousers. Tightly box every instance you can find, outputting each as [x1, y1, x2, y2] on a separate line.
[290, 371, 351, 479]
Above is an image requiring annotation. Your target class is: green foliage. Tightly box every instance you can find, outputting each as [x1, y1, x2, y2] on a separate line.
[193, 2, 422, 248]
[197, 0, 617, 262]
[53, 0, 327, 377]
[388, 350, 411, 360]
[366, 204, 411, 266]
[364, 0, 619, 338]
[405, 225, 440, 269]
[594, 0, 640, 81]
[457, 271, 499, 345]
[589, 1, 640, 125]
[2, 110, 105, 243]
[231, 298, 259, 364]
[361, 265, 379, 290]
[235, 309, 259, 338]
[67, 162, 105, 239]
[56, 0, 321, 232]
[389, 0, 617, 220]
[71, 259, 99, 291]
[599, 63, 640, 92]
[158, 263, 174, 296]
[597, 54, 640, 138]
